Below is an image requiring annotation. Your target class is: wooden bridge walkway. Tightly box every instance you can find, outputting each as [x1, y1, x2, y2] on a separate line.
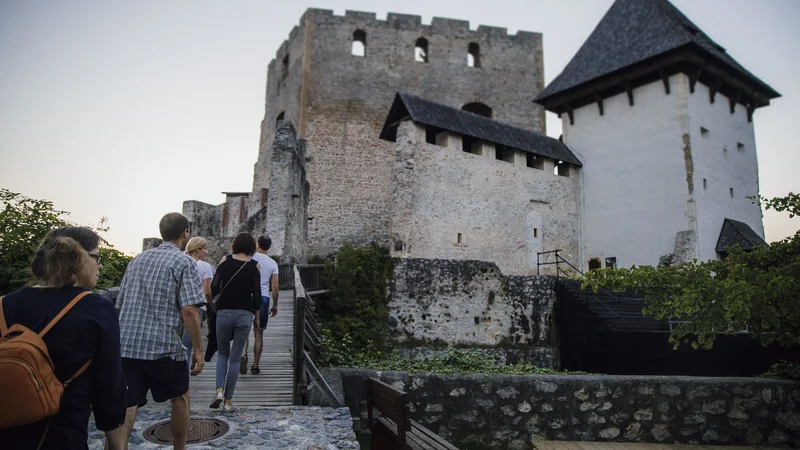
[140, 289, 296, 410]
[187, 289, 295, 408]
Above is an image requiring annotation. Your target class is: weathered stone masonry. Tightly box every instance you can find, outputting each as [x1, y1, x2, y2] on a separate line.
[389, 258, 559, 368]
[316, 369, 800, 450]
[254, 9, 546, 257]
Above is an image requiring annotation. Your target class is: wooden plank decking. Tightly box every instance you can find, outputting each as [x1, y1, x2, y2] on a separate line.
[140, 289, 295, 409]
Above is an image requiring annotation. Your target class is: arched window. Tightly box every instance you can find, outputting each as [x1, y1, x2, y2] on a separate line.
[276, 111, 285, 128]
[461, 102, 492, 118]
[415, 37, 428, 63]
[468, 42, 480, 68]
[352, 30, 366, 57]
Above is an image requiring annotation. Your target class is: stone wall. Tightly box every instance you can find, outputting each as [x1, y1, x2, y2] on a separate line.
[390, 121, 580, 275]
[255, 9, 547, 257]
[389, 258, 558, 367]
[265, 121, 309, 263]
[317, 369, 800, 449]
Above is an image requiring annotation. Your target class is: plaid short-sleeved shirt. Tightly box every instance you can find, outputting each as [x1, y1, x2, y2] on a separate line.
[117, 242, 205, 361]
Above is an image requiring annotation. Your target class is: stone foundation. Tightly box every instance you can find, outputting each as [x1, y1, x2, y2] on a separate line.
[313, 369, 800, 449]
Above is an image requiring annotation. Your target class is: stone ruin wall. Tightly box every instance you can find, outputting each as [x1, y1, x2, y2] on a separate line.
[255, 9, 547, 258]
[390, 121, 580, 276]
[324, 369, 800, 450]
[389, 258, 559, 368]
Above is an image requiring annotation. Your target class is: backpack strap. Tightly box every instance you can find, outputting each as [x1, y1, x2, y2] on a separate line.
[0, 296, 8, 337]
[39, 291, 91, 338]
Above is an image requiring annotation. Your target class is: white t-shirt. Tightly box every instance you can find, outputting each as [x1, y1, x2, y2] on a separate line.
[251, 252, 279, 299]
[195, 259, 214, 311]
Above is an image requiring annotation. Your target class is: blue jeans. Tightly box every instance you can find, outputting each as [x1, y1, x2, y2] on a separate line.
[182, 309, 206, 368]
[215, 309, 252, 399]
[258, 296, 270, 331]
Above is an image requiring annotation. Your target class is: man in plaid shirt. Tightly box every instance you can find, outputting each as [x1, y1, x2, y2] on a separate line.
[116, 213, 205, 450]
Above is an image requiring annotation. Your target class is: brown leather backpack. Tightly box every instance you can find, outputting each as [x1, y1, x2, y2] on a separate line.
[0, 291, 92, 430]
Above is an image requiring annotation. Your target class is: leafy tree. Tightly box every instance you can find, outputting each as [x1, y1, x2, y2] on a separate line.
[580, 193, 799, 350]
[0, 189, 131, 294]
[320, 243, 394, 350]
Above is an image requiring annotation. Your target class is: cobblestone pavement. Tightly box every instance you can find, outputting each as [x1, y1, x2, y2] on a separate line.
[88, 406, 360, 450]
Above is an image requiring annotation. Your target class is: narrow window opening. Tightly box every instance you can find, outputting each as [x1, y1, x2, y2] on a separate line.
[703, 178, 707, 190]
[605, 257, 617, 268]
[276, 111, 285, 128]
[526, 153, 544, 170]
[461, 102, 492, 118]
[730, 188, 734, 198]
[351, 30, 366, 57]
[281, 54, 290, 76]
[496, 145, 514, 163]
[737, 142, 745, 152]
[533, 228, 538, 238]
[414, 37, 428, 63]
[723, 147, 728, 156]
[588, 258, 601, 271]
[462, 136, 478, 154]
[457, 233, 462, 244]
[467, 42, 480, 68]
[554, 161, 570, 177]
[426, 126, 441, 145]
[700, 126, 709, 137]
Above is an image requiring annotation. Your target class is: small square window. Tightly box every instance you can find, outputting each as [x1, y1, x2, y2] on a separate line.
[737, 142, 745, 152]
[700, 127, 709, 137]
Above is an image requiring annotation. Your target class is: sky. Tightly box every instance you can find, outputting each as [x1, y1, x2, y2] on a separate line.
[1, 0, 798, 255]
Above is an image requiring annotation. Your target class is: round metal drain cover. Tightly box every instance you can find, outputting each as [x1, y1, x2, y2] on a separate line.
[143, 418, 229, 444]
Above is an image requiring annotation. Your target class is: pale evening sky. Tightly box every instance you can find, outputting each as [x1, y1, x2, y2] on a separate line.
[0, 0, 797, 255]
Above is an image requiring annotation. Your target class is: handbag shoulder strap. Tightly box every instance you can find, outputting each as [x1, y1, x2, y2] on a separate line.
[218, 257, 251, 298]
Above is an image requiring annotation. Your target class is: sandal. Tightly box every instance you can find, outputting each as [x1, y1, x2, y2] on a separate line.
[251, 366, 260, 374]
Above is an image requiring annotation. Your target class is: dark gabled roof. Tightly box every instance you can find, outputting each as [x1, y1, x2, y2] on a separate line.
[715, 218, 768, 253]
[379, 92, 582, 166]
[535, 0, 779, 107]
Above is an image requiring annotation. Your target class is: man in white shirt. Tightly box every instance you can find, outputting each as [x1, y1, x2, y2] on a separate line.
[249, 235, 279, 374]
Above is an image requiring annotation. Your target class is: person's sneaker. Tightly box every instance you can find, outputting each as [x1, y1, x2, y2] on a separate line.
[223, 403, 237, 412]
[210, 391, 223, 409]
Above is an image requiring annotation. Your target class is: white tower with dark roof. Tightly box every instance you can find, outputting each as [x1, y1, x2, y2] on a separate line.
[535, 0, 779, 269]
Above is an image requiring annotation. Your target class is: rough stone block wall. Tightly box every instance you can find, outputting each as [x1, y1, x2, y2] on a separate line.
[323, 369, 800, 450]
[391, 121, 580, 275]
[266, 121, 309, 263]
[389, 258, 559, 367]
[256, 8, 547, 257]
[183, 200, 222, 237]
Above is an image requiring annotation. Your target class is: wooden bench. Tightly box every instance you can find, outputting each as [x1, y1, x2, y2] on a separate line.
[365, 377, 460, 450]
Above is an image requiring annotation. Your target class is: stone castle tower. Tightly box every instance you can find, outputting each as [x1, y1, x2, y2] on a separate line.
[534, 0, 779, 269]
[251, 9, 547, 257]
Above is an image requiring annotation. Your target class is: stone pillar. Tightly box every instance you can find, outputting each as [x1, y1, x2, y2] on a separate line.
[471, 141, 495, 158]
[265, 121, 309, 264]
[435, 131, 462, 151]
[142, 238, 163, 252]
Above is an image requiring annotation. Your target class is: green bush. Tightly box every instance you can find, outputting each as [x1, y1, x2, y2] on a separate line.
[760, 360, 800, 381]
[320, 243, 393, 350]
[316, 330, 590, 375]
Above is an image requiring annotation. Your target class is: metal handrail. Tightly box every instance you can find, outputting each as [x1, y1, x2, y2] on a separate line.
[538, 250, 628, 322]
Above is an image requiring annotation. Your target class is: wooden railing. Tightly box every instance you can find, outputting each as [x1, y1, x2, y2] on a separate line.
[298, 264, 324, 291]
[292, 265, 342, 406]
[278, 263, 294, 290]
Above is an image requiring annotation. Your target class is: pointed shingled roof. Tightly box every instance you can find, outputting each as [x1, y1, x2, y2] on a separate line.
[535, 0, 779, 113]
[715, 218, 768, 254]
[379, 92, 581, 166]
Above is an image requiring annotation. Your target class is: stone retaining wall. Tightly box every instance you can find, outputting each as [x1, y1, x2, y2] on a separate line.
[313, 368, 800, 449]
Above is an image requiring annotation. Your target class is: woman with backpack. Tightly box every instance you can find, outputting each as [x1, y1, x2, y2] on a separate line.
[0, 227, 127, 449]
